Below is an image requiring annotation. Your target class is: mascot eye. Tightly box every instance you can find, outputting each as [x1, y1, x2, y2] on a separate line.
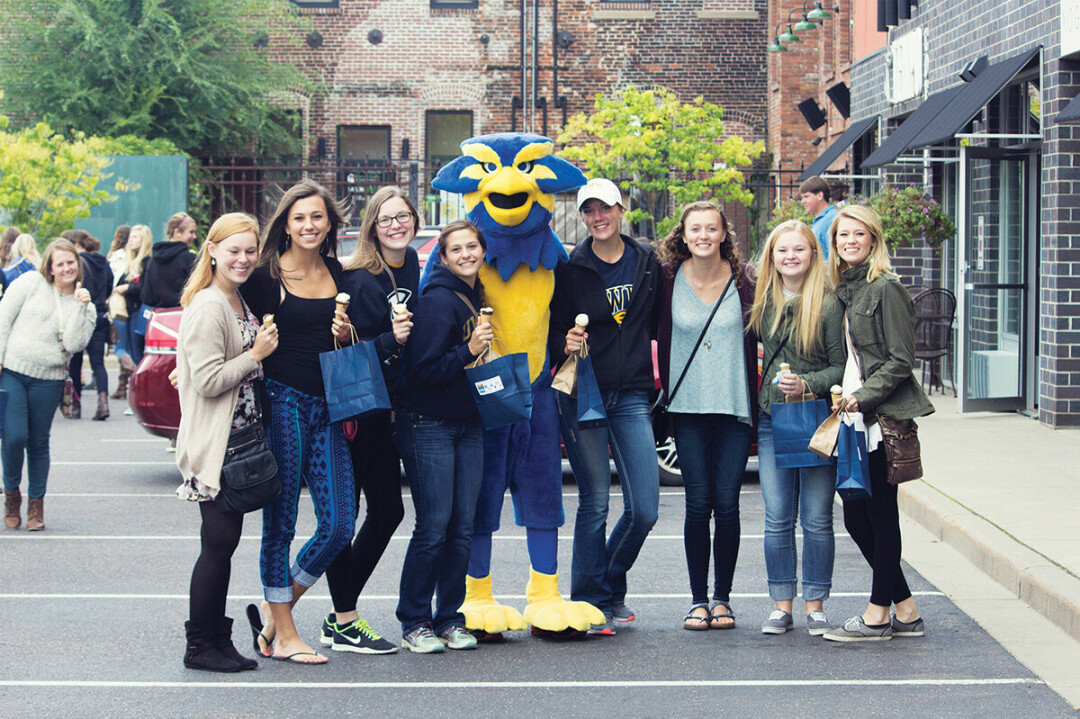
[482, 162, 499, 173]
[516, 160, 535, 173]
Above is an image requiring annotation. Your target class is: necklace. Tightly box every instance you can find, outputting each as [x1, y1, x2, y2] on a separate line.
[282, 275, 304, 281]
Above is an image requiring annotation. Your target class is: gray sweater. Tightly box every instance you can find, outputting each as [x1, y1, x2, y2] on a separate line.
[0, 272, 95, 380]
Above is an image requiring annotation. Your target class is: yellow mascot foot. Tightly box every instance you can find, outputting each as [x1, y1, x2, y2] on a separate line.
[459, 574, 525, 634]
[522, 568, 606, 632]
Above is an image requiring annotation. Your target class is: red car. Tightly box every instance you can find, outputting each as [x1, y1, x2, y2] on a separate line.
[128, 307, 183, 439]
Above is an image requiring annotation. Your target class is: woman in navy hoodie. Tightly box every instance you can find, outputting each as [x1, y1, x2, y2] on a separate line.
[319, 186, 420, 655]
[396, 219, 493, 654]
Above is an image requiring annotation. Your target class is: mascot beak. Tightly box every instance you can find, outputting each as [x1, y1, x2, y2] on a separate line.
[480, 167, 537, 228]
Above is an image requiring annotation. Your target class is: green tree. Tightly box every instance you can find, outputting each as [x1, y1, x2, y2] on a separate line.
[557, 86, 766, 238]
[0, 0, 311, 157]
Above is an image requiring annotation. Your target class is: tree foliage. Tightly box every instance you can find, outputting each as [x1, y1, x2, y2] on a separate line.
[557, 87, 766, 237]
[0, 0, 311, 157]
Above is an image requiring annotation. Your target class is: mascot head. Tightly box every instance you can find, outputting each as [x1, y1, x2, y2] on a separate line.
[432, 132, 586, 279]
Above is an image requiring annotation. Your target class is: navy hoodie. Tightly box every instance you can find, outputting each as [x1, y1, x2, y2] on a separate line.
[141, 241, 196, 308]
[79, 251, 114, 318]
[399, 262, 481, 420]
[340, 247, 420, 399]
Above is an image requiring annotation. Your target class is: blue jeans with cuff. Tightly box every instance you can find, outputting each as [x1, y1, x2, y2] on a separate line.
[757, 412, 835, 603]
[1, 370, 64, 498]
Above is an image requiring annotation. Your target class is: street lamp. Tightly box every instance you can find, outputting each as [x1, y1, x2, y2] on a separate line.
[766, 1, 841, 51]
[767, 24, 788, 52]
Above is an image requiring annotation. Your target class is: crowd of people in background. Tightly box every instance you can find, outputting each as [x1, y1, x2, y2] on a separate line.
[0, 171, 932, 670]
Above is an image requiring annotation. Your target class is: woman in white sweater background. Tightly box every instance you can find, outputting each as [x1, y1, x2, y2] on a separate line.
[1, 239, 95, 531]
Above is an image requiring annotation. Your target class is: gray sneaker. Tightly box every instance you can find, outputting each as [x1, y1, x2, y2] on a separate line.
[587, 615, 617, 636]
[823, 615, 893, 642]
[761, 609, 793, 634]
[611, 604, 636, 622]
[891, 614, 925, 637]
[806, 610, 832, 636]
[402, 624, 445, 654]
[438, 625, 478, 650]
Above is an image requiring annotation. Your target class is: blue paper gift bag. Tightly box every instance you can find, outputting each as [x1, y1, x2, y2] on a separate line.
[576, 354, 607, 427]
[836, 420, 872, 501]
[465, 351, 532, 430]
[132, 305, 154, 336]
[320, 338, 392, 423]
[772, 396, 833, 469]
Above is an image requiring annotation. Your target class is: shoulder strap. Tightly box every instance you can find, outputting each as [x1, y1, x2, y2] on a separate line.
[379, 256, 399, 299]
[761, 328, 793, 384]
[451, 290, 479, 319]
[666, 271, 734, 407]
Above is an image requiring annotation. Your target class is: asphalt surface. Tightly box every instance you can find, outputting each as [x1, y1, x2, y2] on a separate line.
[0, 402, 1073, 718]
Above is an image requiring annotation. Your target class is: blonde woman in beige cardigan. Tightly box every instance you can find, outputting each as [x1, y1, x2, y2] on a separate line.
[175, 213, 278, 672]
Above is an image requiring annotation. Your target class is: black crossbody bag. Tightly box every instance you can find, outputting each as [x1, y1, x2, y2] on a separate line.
[217, 384, 281, 514]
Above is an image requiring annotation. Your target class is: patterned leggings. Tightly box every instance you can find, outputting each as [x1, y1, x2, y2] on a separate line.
[259, 379, 357, 603]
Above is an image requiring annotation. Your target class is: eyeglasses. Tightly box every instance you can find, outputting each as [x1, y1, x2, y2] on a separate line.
[376, 212, 413, 228]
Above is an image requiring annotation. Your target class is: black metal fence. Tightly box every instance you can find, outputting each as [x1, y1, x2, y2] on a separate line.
[191, 158, 805, 258]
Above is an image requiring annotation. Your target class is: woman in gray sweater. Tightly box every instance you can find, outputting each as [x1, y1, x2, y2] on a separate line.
[1, 239, 95, 531]
[175, 213, 278, 672]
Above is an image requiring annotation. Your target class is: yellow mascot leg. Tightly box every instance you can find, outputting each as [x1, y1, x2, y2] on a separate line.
[459, 575, 525, 634]
[522, 568, 607, 632]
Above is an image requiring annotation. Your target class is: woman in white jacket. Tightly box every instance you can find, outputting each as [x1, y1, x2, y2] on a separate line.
[175, 213, 278, 672]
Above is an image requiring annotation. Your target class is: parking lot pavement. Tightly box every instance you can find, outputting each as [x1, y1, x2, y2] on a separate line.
[0, 407, 1074, 718]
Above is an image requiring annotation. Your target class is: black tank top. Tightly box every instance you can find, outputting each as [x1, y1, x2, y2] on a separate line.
[262, 289, 337, 397]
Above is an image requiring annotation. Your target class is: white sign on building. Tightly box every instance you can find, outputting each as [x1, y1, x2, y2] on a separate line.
[1062, 0, 1080, 58]
[889, 28, 924, 104]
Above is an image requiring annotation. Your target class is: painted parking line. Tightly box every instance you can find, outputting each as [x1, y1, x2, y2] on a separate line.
[0, 678, 1040, 689]
[0, 532, 851, 541]
[0, 591, 946, 601]
[52, 461, 177, 466]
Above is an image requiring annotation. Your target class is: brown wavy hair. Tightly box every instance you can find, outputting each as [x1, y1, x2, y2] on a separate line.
[657, 200, 740, 279]
[259, 180, 350, 281]
[437, 219, 487, 309]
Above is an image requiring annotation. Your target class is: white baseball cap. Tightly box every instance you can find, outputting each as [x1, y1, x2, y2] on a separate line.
[576, 178, 624, 210]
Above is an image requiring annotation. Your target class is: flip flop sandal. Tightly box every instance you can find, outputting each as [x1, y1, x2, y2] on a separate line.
[709, 601, 736, 630]
[683, 602, 711, 631]
[246, 603, 273, 657]
[270, 651, 328, 665]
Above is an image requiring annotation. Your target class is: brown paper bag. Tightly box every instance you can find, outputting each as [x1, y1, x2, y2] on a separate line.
[552, 337, 590, 396]
[808, 407, 842, 458]
[467, 343, 502, 369]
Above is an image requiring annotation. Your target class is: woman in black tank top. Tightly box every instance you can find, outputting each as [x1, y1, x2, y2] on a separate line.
[239, 180, 358, 665]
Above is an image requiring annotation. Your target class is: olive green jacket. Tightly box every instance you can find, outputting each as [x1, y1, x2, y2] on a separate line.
[835, 264, 935, 421]
[758, 293, 846, 414]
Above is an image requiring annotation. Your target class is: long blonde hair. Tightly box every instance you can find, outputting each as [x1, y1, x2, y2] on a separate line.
[344, 186, 420, 274]
[749, 220, 829, 355]
[181, 213, 260, 307]
[13, 233, 42, 267]
[126, 225, 154, 278]
[827, 205, 895, 285]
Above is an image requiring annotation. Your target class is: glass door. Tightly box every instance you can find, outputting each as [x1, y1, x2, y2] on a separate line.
[956, 146, 1030, 412]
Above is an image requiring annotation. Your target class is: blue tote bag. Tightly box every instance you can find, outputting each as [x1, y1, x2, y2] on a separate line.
[836, 419, 872, 501]
[576, 345, 607, 427]
[132, 305, 154, 336]
[319, 329, 392, 423]
[465, 344, 532, 430]
[772, 393, 833, 469]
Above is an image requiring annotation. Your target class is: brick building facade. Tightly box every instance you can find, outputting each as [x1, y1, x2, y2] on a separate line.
[837, 0, 1080, 427]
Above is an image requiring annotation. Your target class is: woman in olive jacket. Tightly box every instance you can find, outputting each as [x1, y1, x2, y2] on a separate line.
[822, 204, 934, 643]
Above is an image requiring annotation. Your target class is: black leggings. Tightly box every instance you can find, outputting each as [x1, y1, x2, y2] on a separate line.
[189, 499, 244, 624]
[70, 317, 110, 395]
[842, 447, 912, 608]
[325, 412, 405, 614]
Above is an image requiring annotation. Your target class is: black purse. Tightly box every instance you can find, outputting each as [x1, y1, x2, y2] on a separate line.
[216, 392, 280, 514]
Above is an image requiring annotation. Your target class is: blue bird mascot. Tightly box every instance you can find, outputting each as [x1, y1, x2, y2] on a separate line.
[429, 132, 605, 636]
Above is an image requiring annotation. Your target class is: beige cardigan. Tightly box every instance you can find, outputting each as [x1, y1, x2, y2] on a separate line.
[175, 285, 261, 492]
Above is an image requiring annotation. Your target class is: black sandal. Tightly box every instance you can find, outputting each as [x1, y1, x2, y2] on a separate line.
[683, 603, 710, 631]
[709, 600, 736, 630]
[246, 603, 273, 657]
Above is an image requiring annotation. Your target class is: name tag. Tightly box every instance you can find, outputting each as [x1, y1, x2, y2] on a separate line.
[474, 377, 504, 396]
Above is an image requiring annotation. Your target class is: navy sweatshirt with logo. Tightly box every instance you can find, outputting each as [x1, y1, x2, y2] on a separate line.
[399, 262, 482, 420]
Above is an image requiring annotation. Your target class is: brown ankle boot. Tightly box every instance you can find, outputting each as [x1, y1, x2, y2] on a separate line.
[26, 497, 44, 531]
[93, 391, 110, 421]
[111, 367, 130, 400]
[4, 490, 21, 530]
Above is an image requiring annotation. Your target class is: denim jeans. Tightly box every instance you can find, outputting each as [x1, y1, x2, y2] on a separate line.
[558, 389, 658, 614]
[395, 411, 484, 635]
[260, 379, 356, 603]
[757, 412, 835, 603]
[1, 370, 65, 498]
[673, 412, 751, 604]
[69, 316, 110, 395]
[113, 317, 131, 361]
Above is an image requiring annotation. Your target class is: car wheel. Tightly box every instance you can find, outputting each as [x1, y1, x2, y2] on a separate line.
[656, 436, 681, 487]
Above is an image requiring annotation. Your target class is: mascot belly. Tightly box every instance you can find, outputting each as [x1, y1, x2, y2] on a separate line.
[428, 132, 604, 636]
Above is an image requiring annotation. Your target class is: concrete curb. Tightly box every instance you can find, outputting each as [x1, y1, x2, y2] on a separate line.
[900, 480, 1080, 643]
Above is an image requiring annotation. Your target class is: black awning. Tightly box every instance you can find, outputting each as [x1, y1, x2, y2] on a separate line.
[797, 116, 878, 182]
[909, 44, 1041, 149]
[861, 86, 962, 169]
[1055, 93, 1080, 124]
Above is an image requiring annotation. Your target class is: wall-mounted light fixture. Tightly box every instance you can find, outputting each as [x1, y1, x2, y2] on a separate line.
[557, 30, 575, 49]
[798, 98, 827, 130]
[767, 1, 839, 52]
[479, 33, 490, 45]
[368, 29, 383, 45]
[306, 31, 323, 49]
[959, 55, 988, 83]
[811, 136, 824, 146]
[253, 32, 269, 49]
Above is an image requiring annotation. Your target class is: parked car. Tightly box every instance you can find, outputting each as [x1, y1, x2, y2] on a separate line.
[128, 307, 182, 439]
[338, 225, 441, 270]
